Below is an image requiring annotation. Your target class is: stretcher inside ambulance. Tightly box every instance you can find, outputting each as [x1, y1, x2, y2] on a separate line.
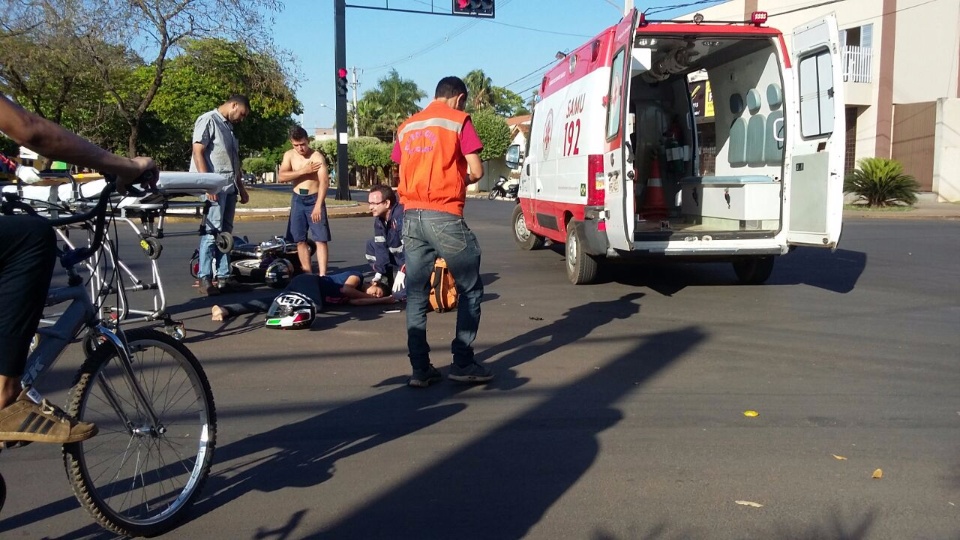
[510, 10, 845, 285]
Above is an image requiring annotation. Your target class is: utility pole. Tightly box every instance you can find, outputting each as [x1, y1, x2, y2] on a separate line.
[351, 67, 361, 138]
[333, 0, 350, 200]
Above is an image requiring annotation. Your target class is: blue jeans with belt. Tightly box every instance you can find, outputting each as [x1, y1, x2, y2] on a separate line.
[402, 209, 483, 371]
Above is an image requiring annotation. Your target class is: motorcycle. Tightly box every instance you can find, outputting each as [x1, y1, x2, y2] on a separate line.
[488, 176, 519, 200]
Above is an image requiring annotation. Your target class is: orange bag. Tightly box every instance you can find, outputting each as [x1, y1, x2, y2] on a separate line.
[429, 258, 458, 313]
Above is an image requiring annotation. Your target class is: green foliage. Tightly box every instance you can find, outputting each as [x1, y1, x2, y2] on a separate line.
[463, 69, 528, 117]
[143, 38, 300, 168]
[0, 134, 19, 157]
[492, 87, 529, 117]
[259, 140, 292, 169]
[357, 70, 425, 141]
[0, 27, 136, 148]
[314, 139, 339, 168]
[242, 157, 272, 178]
[471, 109, 511, 162]
[844, 157, 920, 207]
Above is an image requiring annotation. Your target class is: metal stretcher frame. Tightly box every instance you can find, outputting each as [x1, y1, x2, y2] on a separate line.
[4, 171, 231, 338]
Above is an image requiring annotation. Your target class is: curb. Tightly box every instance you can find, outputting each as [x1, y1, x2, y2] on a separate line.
[163, 204, 369, 223]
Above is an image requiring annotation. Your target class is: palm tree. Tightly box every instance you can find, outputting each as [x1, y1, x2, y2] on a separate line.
[464, 69, 494, 113]
[362, 69, 425, 141]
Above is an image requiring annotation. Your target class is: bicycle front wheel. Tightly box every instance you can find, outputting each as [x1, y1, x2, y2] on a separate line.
[63, 328, 216, 537]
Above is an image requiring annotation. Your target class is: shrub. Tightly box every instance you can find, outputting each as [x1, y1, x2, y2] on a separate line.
[472, 109, 511, 162]
[844, 157, 920, 207]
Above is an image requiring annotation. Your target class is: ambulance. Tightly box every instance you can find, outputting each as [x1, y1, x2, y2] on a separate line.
[508, 9, 845, 285]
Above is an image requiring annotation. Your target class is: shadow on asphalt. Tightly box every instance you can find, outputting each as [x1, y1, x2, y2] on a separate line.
[550, 246, 867, 296]
[0, 291, 884, 539]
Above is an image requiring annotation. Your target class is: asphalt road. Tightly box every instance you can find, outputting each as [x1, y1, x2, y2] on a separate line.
[1, 200, 958, 539]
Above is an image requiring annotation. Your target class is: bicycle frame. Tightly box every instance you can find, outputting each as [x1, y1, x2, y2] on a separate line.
[22, 233, 163, 430]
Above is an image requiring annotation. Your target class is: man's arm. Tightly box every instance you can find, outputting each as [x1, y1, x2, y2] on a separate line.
[277, 151, 322, 183]
[191, 143, 209, 173]
[465, 153, 484, 184]
[0, 95, 155, 191]
[315, 153, 329, 201]
[460, 117, 484, 184]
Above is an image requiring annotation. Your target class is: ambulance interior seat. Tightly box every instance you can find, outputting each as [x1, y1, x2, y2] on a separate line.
[764, 83, 784, 164]
[727, 93, 747, 166]
[744, 88, 766, 164]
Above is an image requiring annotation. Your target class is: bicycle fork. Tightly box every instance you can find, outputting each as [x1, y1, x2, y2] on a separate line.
[93, 326, 164, 437]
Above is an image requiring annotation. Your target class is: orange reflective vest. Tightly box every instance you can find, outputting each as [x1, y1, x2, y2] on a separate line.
[396, 101, 470, 216]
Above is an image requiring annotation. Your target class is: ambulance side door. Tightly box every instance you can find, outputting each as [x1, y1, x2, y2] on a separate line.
[786, 14, 845, 248]
[602, 9, 638, 251]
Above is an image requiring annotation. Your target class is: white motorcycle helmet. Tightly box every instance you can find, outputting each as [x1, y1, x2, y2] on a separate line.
[265, 291, 316, 330]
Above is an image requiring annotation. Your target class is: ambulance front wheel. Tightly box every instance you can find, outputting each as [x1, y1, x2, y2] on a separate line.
[565, 223, 598, 285]
[732, 256, 775, 285]
[512, 205, 544, 251]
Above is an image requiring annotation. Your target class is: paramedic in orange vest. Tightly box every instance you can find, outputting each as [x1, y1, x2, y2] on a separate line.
[392, 76, 493, 388]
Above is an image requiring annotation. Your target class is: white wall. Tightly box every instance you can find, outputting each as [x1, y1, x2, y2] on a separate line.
[932, 98, 960, 202]
[893, 0, 960, 103]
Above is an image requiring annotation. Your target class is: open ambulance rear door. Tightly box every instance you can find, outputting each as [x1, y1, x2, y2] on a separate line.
[786, 14, 845, 249]
[602, 9, 638, 251]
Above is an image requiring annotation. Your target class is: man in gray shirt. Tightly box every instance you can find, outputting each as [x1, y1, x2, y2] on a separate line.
[190, 94, 251, 296]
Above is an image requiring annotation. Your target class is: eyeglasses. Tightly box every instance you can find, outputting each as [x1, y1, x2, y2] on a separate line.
[368, 200, 386, 206]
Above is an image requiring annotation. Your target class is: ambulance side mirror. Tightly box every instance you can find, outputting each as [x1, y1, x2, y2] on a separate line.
[505, 144, 522, 169]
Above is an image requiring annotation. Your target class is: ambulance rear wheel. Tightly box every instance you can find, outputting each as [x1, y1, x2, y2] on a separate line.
[732, 256, 774, 285]
[512, 204, 544, 251]
[565, 223, 598, 285]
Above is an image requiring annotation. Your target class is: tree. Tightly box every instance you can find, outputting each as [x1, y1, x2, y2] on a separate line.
[464, 69, 494, 113]
[492, 87, 529, 117]
[0, 23, 135, 148]
[143, 38, 300, 168]
[471, 109, 511, 162]
[33, 0, 286, 157]
[242, 157, 272, 182]
[462, 70, 528, 117]
[360, 69, 425, 142]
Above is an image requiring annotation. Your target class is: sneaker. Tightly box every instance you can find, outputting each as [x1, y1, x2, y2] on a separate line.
[0, 387, 98, 444]
[408, 365, 442, 388]
[448, 361, 494, 383]
[199, 277, 219, 296]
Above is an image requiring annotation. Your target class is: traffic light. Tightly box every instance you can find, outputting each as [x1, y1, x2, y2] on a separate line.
[452, 0, 494, 18]
[336, 68, 348, 97]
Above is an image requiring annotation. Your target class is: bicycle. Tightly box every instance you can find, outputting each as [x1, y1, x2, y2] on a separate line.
[0, 176, 217, 537]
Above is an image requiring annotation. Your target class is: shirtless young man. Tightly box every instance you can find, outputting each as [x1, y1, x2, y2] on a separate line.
[278, 125, 330, 275]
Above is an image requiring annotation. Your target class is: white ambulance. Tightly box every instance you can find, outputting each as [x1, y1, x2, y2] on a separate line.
[508, 9, 845, 285]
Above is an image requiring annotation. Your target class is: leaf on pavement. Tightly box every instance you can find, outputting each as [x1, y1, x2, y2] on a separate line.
[743, 410, 759, 417]
[832, 454, 847, 460]
[735, 500, 764, 508]
[872, 468, 883, 479]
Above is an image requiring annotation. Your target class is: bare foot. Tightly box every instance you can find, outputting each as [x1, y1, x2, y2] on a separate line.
[211, 305, 227, 321]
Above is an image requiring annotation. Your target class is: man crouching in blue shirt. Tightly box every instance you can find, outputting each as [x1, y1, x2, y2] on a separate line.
[364, 184, 405, 299]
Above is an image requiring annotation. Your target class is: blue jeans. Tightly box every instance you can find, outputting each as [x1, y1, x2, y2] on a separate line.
[198, 191, 237, 280]
[402, 209, 483, 371]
